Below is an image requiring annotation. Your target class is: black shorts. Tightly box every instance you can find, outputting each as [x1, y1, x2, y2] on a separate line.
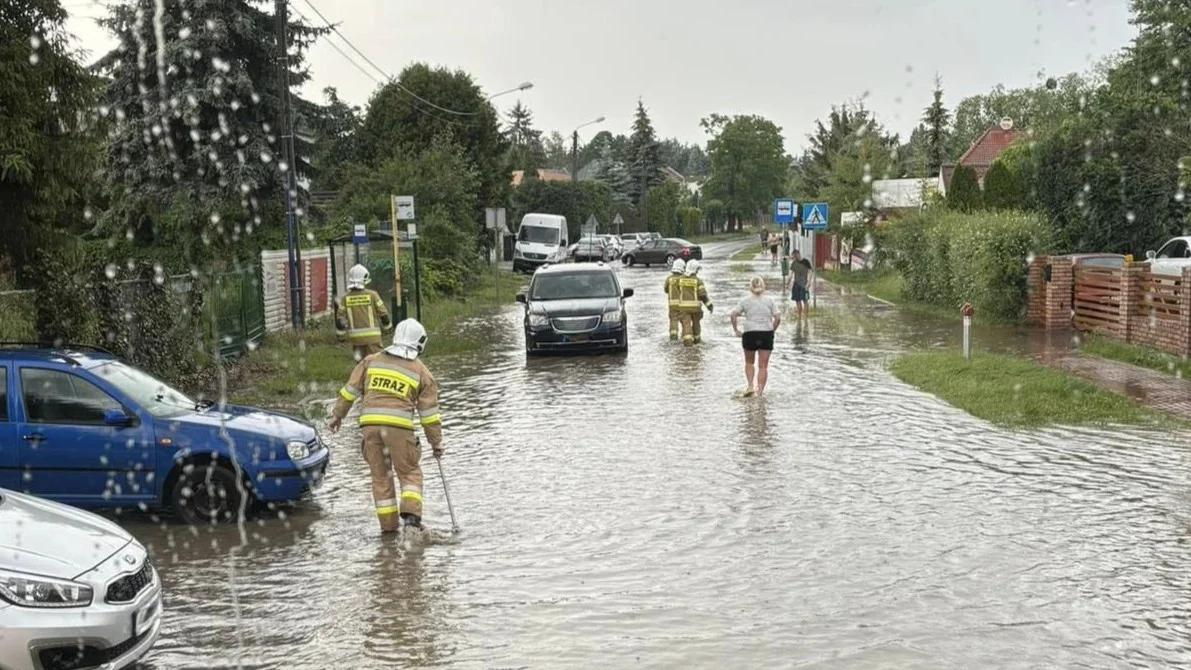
[769, 245, 778, 254]
[742, 331, 774, 351]
[791, 285, 809, 302]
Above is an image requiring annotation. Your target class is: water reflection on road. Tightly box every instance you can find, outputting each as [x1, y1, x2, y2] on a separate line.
[126, 242, 1191, 669]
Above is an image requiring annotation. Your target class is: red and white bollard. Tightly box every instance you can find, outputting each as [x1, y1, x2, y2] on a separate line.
[961, 302, 974, 359]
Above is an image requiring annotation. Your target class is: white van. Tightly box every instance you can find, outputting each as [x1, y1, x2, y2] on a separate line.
[513, 213, 569, 273]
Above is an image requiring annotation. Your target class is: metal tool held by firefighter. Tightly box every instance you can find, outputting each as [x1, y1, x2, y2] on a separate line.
[436, 455, 460, 533]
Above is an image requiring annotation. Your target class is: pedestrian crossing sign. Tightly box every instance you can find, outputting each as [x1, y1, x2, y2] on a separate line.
[801, 202, 829, 230]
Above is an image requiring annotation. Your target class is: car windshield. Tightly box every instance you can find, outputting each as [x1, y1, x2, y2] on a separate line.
[519, 225, 558, 244]
[578, 237, 604, 246]
[531, 272, 620, 300]
[90, 361, 198, 418]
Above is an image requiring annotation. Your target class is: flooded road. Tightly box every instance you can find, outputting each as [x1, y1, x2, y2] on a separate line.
[127, 242, 1191, 669]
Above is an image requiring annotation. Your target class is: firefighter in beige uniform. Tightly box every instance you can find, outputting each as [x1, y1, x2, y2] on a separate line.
[335, 264, 391, 360]
[663, 258, 686, 340]
[328, 319, 443, 532]
[677, 259, 713, 345]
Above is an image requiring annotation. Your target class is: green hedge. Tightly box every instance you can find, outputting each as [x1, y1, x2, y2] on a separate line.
[883, 210, 1054, 321]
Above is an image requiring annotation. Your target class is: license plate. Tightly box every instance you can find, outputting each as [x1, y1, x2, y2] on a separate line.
[133, 595, 161, 637]
[568, 334, 588, 342]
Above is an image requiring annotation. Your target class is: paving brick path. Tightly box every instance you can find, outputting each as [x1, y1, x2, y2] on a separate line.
[1033, 351, 1191, 420]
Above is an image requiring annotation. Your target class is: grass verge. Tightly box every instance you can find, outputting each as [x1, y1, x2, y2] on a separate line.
[730, 243, 764, 261]
[888, 349, 1181, 429]
[687, 231, 757, 244]
[1080, 334, 1191, 379]
[204, 269, 524, 410]
[820, 268, 903, 304]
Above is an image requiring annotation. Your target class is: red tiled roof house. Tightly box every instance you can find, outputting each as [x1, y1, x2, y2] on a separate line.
[939, 118, 1027, 195]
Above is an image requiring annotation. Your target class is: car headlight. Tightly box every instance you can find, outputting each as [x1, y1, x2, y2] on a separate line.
[528, 314, 549, 327]
[603, 310, 623, 324]
[0, 569, 93, 608]
[286, 439, 310, 460]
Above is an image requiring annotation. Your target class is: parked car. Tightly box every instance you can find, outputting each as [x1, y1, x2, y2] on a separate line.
[1146, 236, 1191, 274]
[618, 233, 649, 253]
[0, 487, 163, 670]
[621, 238, 703, 267]
[516, 263, 633, 355]
[599, 235, 624, 259]
[571, 236, 613, 263]
[0, 345, 331, 524]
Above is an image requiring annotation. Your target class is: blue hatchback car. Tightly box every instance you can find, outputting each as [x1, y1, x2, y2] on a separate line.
[0, 346, 330, 524]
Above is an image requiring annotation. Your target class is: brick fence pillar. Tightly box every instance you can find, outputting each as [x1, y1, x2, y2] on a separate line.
[1119, 264, 1141, 343]
[1026, 256, 1047, 325]
[1181, 267, 1191, 356]
[1044, 256, 1074, 329]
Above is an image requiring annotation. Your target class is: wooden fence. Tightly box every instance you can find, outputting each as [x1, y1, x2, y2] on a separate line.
[1072, 265, 1124, 337]
[1029, 256, 1191, 355]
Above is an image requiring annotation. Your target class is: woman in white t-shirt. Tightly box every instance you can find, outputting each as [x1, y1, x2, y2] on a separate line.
[730, 277, 781, 397]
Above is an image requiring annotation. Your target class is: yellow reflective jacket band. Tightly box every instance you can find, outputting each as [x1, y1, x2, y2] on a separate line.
[359, 407, 416, 429]
[667, 276, 683, 306]
[339, 385, 360, 402]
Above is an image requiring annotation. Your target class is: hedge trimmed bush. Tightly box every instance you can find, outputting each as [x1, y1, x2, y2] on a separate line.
[884, 210, 1054, 321]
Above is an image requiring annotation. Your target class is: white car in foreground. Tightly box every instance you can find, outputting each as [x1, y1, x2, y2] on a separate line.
[0, 488, 163, 670]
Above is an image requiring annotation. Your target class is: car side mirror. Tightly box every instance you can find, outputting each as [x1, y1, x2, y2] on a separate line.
[623, 288, 635, 298]
[104, 408, 133, 427]
[1146, 250, 1156, 260]
[515, 293, 527, 304]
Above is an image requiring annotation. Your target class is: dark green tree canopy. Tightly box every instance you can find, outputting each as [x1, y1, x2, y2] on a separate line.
[701, 113, 787, 230]
[1, 0, 100, 280]
[626, 99, 663, 207]
[981, 160, 1022, 210]
[96, 0, 326, 261]
[355, 63, 509, 211]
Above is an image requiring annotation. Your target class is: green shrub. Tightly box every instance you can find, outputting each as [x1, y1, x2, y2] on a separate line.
[982, 160, 1022, 210]
[947, 165, 983, 212]
[886, 210, 1053, 321]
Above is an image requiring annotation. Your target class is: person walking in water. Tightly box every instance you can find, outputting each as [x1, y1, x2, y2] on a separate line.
[335, 264, 391, 361]
[730, 277, 781, 397]
[682, 259, 714, 344]
[664, 258, 686, 341]
[784, 249, 814, 319]
[328, 319, 444, 533]
[767, 232, 780, 266]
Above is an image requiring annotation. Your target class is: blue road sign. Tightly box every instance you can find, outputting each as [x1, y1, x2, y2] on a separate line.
[352, 223, 368, 244]
[774, 198, 795, 224]
[802, 202, 829, 230]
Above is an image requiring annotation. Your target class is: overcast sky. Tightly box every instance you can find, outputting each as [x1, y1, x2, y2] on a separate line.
[64, 0, 1136, 153]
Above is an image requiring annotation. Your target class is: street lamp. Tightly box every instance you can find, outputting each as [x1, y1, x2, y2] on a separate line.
[487, 82, 534, 101]
[571, 116, 606, 182]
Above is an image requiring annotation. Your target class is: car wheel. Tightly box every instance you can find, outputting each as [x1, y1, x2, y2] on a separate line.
[665, 253, 676, 265]
[172, 462, 248, 525]
[623, 255, 635, 267]
[616, 334, 628, 354]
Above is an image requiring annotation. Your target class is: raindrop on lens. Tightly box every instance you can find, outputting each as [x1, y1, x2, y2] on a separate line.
[105, 264, 117, 279]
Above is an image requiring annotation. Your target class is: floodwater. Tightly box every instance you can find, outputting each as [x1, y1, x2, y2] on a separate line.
[125, 241, 1191, 669]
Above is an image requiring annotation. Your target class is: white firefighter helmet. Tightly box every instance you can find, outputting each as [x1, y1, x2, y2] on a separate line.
[671, 258, 686, 274]
[685, 259, 701, 276]
[385, 319, 428, 359]
[347, 264, 370, 290]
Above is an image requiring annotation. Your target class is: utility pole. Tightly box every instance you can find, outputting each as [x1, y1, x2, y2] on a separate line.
[571, 130, 579, 182]
[275, 0, 304, 327]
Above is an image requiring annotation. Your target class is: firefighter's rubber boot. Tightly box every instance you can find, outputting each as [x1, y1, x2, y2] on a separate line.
[400, 513, 423, 529]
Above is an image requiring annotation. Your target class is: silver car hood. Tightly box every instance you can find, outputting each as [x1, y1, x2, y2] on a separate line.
[0, 489, 133, 579]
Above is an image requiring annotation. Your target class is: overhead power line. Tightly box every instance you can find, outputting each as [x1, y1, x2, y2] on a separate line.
[296, 0, 481, 117]
[289, 4, 471, 127]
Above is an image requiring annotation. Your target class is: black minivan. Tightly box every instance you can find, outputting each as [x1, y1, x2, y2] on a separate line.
[516, 263, 633, 355]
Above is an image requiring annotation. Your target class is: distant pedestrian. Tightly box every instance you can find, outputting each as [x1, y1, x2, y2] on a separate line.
[785, 249, 814, 319]
[767, 232, 779, 266]
[758, 228, 768, 248]
[731, 277, 781, 397]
